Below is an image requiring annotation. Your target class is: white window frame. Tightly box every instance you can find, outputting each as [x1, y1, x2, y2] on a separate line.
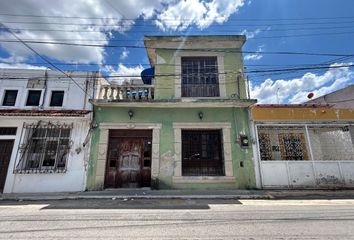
[46, 89, 66, 108]
[24, 89, 44, 108]
[1, 89, 19, 107]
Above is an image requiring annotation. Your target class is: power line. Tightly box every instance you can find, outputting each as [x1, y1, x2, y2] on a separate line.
[1, 12, 354, 21]
[3, 20, 354, 27]
[2, 24, 354, 38]
[247, 54, 354, 80]
[0, 23, 93, 98]
[20, 24, 354, 33]
[1, 63, 353, 80]
[2, 21, 354, 30]
[0, 39, 353, 57]
[1, 61, 344, 68]
[2, 27, 354, 39]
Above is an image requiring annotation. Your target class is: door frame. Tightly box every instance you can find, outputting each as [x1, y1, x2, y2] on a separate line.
[94, 123, 161, 190]
[105, 130, 153, 188]
[0, 139, 15, 193]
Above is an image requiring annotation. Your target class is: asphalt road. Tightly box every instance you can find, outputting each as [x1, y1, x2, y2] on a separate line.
[1, 198, 354, 239]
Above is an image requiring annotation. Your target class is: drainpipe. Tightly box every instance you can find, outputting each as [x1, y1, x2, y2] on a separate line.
[40, 68, 49, 109]
[247, 75, 250, 99]
[83, 72, 89, 110]
[237, 74, 241, 99]
[81, 72, 98, 190]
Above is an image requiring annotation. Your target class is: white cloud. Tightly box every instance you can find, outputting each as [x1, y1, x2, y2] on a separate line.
[250, 63, 354, 104]
[0, 56, 27, 63]
[244, 45, 264, 61]
[0, 63, 47, 69]
[120, 48, 129, 60]
[0, 0, 162, 64]
[240, 28, 261, 39]
[0, 0, 247, 65]
[155, 0, 245, 31]
[244, 54, 262, 61]
[103, 63, 144, 84]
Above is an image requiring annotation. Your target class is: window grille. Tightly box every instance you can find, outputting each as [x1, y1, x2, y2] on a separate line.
[181, 57, 220, 97]
[257, 126, 309, 161]
[15, 122, 73, 173]
[182, 130, 224, 176]
[257, 125, 354, 161]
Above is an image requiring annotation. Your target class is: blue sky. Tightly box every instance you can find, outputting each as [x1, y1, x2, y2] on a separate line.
[0, 0, 353, 103]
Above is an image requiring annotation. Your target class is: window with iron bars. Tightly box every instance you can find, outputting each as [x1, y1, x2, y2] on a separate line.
[15, 123, 72, 173]
[257, 126, 309, 161]
[181, 57, 220, 97]
[182, 130, 224, 176]
[257, 125, 354, 161]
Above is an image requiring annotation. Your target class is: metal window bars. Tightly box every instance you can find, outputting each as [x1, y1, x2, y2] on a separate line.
[15, 122, 73, 174]
[181, 130, 224, 176]
[256, 124, 354, 161]
[181, 57, 220, 97]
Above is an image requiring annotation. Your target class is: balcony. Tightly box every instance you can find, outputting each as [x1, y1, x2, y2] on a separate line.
[93, 82, 256, 108]
[99, 84, 154, 101]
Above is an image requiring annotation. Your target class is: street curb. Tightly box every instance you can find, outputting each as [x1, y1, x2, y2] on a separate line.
[0, 194, 274, 201]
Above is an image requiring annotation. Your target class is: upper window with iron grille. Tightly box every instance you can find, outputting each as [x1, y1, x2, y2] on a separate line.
[181, 57, 220, 97]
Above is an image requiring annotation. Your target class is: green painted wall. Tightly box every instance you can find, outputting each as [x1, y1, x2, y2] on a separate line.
[154, 48, 247, 99]
[87, 106, 256, 190]
[224, 51, 247, 99]
[154, 49, 176, 99]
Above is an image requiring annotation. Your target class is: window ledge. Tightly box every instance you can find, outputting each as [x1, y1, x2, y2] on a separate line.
[172, 176, 235, 184]
[181, 97, 222, 101]
[14, 169, 67, 174]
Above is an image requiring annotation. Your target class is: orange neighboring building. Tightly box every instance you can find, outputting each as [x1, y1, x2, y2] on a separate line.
[250, 104, 354, 189]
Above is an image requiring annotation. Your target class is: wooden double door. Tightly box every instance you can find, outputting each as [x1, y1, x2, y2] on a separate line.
[0, 140, 14, 193]
[104, 130, 152, 188]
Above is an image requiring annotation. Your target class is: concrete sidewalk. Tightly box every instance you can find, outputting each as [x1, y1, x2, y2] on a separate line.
[2, 189, 354, 201]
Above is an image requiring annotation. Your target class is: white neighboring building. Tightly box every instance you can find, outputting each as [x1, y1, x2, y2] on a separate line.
[0, 68, 106, 193]
[250, 104, 354, 189]
[305, 84, 354, 108]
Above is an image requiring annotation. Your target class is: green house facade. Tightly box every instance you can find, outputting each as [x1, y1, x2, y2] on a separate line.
[87, 35, 257, 190]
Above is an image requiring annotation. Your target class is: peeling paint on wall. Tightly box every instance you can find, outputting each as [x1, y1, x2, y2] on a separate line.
[159, 151, 174, 177]
[87, 107, 256, 190]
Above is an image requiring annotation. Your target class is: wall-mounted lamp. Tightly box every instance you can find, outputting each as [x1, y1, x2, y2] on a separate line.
[198, 111, 203, 120]
[91, 121, 99, 129]
[128, 109, 134, 119]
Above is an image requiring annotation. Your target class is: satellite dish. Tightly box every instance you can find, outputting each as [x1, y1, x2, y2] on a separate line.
[307, 92, 314, 99]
